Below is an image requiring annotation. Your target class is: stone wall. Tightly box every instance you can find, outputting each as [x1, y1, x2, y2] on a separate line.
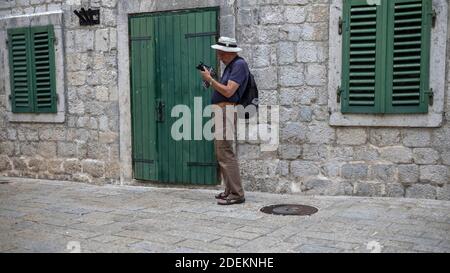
[0, 0, 120, 184]
[0, 0, 449, 199]
[235, 0, 450, 200]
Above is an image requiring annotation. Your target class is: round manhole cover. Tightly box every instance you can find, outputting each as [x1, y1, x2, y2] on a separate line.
[260, 204, 318, 216]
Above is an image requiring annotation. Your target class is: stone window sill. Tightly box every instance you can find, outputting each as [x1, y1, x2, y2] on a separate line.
[7, 112, 65, 123]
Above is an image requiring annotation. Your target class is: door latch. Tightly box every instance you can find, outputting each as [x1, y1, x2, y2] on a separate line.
[156, 99, 165, 122]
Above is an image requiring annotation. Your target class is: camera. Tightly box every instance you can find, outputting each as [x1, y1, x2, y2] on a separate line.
[196, 62, 209, 72]
[196, 61, 217, 88]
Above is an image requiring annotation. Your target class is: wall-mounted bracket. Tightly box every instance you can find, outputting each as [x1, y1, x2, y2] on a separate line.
[73, 8, 100, 26]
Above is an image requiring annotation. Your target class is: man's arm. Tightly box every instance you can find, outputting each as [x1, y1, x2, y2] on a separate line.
[200, 68, 240, 98]
[210, 79, 240, 98]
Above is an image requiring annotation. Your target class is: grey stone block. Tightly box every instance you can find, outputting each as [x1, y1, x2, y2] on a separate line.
[369, 164, 397, 183]
[57, 142, 77, 157]
[385, 183, 405, 197]
[299, 106, 313, 122]
[48, 159, 64, 174]
[278, 144, 302, 160]
[406, 184, 437, 199]
[280, 122, 308, 143]
[321, 161, 341, 178]
[63, 159, 82, 174]
[398, 164, 419, 184]
[441, 150, 450, 166]
[369, 129, 401, 147]
[341, 163, 368, 180]
[259, 5, 284, 25]
[305, 63, 326, 86]
[0, 155, 12, 171]
[291, 160, 319, 177]
[252, 44, 272, 68]
[277, 42, 296, 65]
[354, 182, 382, 197]
[419, 165, 449, 185]
[301, 178, 351, 196]
[253, 67, 278, 89]
[380, 147, 413, 164]
[297, 41, 327, 63]
[284, 6, 306, 23]
[307, 4, 329, 22]
[82, 159, 105, 178]
[336, 128, 367, 145]
[353, 146, 379, 161]
[413, 148, 440, 165]
[307, 122, 335, 144]
[27, 158, 47, 172]
[300, 22, 328, 41]
[278, 65, 305, 87]
[403, 130, 432, 148]
[436, 185, 450, 200]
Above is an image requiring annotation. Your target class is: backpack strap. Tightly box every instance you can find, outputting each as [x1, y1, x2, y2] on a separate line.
[225, 56, 243, 73]
[223, 56, 247, 102]
[237, 70, 251, 104]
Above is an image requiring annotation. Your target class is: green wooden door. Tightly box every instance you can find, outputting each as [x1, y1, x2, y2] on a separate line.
[130, 8, 219, 185]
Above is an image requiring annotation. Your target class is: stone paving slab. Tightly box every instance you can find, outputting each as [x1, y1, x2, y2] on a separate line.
[0, 176, 449, 253]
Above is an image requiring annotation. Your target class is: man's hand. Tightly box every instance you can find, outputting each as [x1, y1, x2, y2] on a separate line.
[200, 66, 213, 82]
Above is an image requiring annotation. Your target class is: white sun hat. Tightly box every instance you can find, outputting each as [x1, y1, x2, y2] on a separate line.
[211, 36, 242, 52]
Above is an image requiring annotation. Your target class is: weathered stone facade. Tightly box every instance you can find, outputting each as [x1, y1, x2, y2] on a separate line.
[0, 0, 119, 184]
[0, 0, 449, 200]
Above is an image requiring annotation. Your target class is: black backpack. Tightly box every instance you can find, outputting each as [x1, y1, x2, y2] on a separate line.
[227, 57, 259, 119]
[238, 72, 259, 119]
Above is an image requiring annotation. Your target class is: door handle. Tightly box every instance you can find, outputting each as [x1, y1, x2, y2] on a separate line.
[156, 99, 165, 122]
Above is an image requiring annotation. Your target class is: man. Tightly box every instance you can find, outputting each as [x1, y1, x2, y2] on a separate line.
[199, 37, 249, 205]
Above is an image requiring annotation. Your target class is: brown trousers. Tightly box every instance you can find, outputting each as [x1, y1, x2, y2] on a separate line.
[214, 105, 244, 199]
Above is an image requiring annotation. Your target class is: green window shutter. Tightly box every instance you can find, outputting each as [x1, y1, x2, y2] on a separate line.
[385, 0, 431, 113]
[7, 27, 33, 113]
[341, 0, 383, 113]
[30, 25, 57, 113]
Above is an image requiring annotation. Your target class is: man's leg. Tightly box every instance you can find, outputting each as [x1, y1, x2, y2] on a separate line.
[214, 139, 230, 197]
[214, 105, 244, 200]
[215, 139, 244, 199]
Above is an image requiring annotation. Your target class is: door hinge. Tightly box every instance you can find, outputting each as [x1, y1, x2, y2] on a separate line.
[8, 94, 12, 101]
[338, 17, 343, 35]
[425, 89, 434, 106]
[185, 31, 218, 39]
[55, 94, 59, 103]
[337, 86, 343, 103]
[187, 162, 217, 167]
[6, 39, 8, 46]
[130, 36, 152, 41]
[431, 10, 437, 28]
[133, 159, 154, 164]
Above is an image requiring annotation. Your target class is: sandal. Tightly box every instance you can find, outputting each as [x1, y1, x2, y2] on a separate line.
[217, 197, 245, 205]
[215, 192, 229, 200]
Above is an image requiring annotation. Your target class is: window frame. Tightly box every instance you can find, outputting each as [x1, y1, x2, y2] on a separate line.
[8, 25, 57, 114]
[0, 11, 65, 123]
[341, 0, 432, 114]
[328, 0, 447, 127]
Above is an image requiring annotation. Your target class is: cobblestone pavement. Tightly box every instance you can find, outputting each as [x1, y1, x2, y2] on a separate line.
[0, 176, 449, 253]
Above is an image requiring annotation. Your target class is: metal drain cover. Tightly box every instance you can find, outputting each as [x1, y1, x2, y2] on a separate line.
[260, 204, 318, 216]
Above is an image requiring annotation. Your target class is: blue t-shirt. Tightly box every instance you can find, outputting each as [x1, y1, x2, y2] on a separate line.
[211, 56, 249, 104]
